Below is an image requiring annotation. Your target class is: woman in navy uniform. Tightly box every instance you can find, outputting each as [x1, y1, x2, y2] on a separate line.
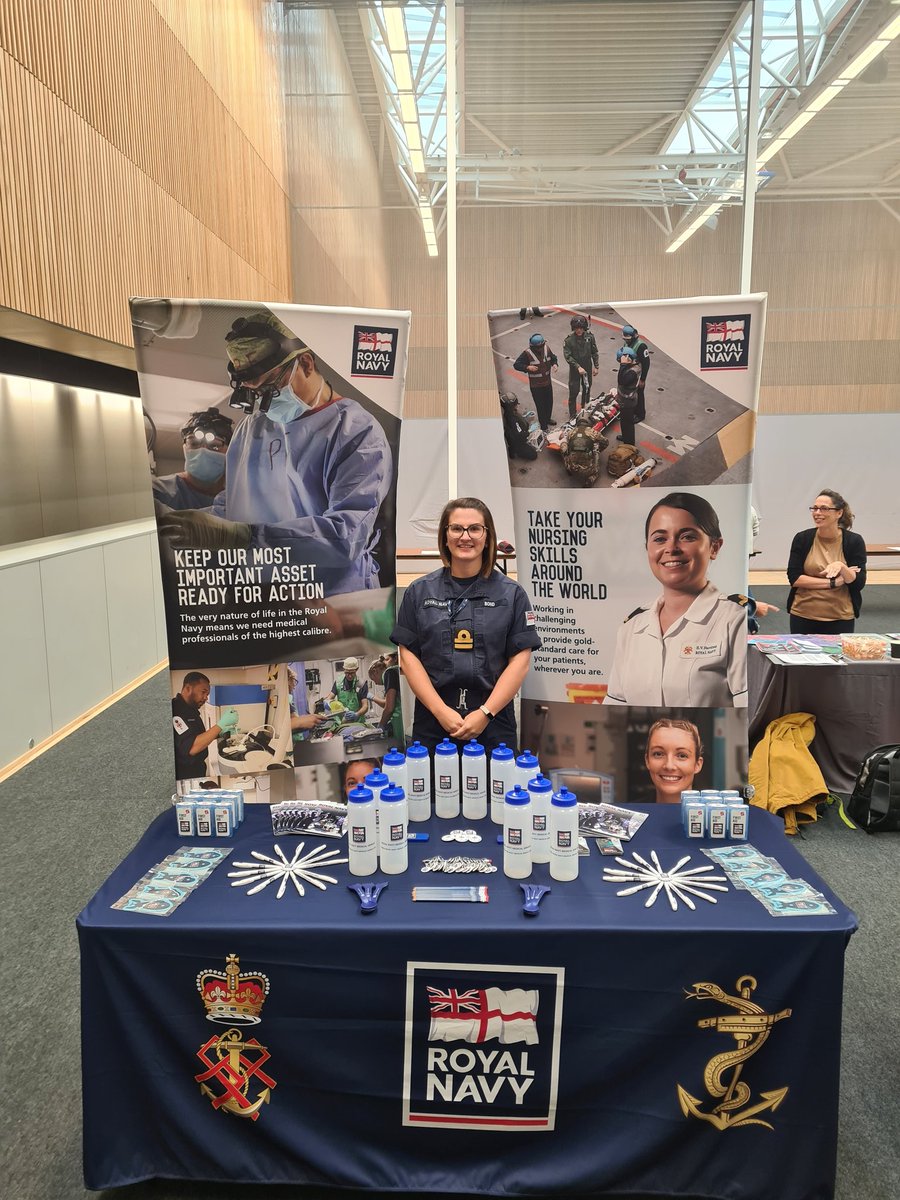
[391, 498, 541, 753]
[604, 492, 748, 708]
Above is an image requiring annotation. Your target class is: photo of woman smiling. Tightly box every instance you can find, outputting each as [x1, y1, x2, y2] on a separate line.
[644, 718, 704, 804]
[604, 491, 748, 707]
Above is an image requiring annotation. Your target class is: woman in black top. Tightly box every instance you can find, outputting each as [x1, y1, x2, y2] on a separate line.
[786, 489, 866, 634]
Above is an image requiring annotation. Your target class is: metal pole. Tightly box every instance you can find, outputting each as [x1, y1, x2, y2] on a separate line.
[740, 0, 763, 293]
[446, 0, 458, 498]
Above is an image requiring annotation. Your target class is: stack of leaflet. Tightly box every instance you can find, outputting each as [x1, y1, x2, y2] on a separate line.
[703, 845, 836, 916]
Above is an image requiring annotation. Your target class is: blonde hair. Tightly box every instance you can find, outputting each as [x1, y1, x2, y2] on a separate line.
[645, 718, 704, 761]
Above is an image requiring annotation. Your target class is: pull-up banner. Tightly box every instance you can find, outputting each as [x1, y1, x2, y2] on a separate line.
[132, 299, 408, 794]
[487, 296, 765, 712]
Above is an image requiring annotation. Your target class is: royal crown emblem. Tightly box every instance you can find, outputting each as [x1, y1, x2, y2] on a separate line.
[196, 954, 269, 1025]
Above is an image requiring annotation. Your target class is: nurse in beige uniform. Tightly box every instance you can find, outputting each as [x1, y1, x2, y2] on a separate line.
[604, 492, 748, 708]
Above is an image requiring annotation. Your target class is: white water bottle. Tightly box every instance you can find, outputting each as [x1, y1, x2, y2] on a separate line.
[382, 747, 407, 796]
[528, 774, 553, 864]
[461, 739, 488, 819]
[550, 786, 579, 881]
[378, 783, 408, 874]
[515, 748, 541, 792]
[405, 740, 431, 822]
[503, 785, 532, 879]
[434, 739, 460, 818]
[489, 743, 516, 824]
[364, 768, 389, 831]
[347, 784, 377, 876]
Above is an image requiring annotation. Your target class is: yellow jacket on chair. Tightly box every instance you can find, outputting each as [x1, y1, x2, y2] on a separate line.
[748, 712, 828, 835]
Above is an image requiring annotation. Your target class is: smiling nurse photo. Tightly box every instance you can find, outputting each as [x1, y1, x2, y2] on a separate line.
[604, 491, 748, 708]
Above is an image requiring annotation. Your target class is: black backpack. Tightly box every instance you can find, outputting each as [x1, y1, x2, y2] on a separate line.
[847, 745, 900, 832]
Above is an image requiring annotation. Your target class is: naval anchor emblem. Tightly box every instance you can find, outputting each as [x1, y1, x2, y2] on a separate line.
[677, 975, 791, 1130]
[194, 954, 277, 1120]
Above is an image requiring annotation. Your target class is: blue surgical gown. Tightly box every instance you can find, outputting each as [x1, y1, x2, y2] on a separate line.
[152, 474, 217, 510]
[213, 397, 392, 594]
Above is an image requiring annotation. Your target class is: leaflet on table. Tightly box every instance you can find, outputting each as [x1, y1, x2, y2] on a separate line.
[487, 295, 765, 708]
[111, 847, 231, 916]
[704, 846, 836, 916]
[577, 803, 648, 841]
[131, 299, 409, 795]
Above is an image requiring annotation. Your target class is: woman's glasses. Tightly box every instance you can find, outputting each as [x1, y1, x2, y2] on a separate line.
[809, 505, 838, 513]
[447, 524, 486, 538]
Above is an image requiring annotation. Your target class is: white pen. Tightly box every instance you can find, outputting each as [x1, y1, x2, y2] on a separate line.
[644, 881, 664, 908]
[669, 883, 696, 910]
[616, 880, 660, 896]
[663, 881, 678, 911]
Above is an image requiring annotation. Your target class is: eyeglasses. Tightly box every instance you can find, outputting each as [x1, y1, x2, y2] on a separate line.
[447, 523, 486, 539]
[809, 505, 838, 513]
[184, 432, 228, 451]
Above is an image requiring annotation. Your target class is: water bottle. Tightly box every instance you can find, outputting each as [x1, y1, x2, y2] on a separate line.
[405, 740, 431, 822]
[364, 768, 390, 831]
[550, 786, 579, 881]
[503, 785, 532, 879]
[527, 774, 553, 864]
[434, 739, 460, 818]
[515, 748, 541, 792]
[382, 747, 407, 796]
[378, 783, 408, 874]
[347, 784, 377, 876]
[461, 739, 488, 819]
[489, 743, 516, 824]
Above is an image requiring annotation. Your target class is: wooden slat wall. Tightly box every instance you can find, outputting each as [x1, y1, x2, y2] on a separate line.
[382, 199, 899, 419]
[284, 6, 392, 311]
[0, 0, 290, 351]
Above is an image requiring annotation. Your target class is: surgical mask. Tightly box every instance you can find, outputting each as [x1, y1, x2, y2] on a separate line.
[264, 391, 305, 425]
[184, 447, 225, 483]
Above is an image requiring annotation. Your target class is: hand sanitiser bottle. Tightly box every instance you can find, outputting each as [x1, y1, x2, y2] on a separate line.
[549, 786, 579, 882]
[434, 739, 460, 818]
[378, 783, 408, 874]
[462, 739, 488, 819]
[489, 742, 516, 824]
[503, 785, 532, 879]
[404, 740, 432, 822]
[348, 784, 377, 876]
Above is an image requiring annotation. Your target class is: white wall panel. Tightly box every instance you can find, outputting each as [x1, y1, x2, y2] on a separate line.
[752, 414, 900, 571]
[0, 560, 52, 764]
[40, 546, 113, 730]
[103, 535, 161, 691]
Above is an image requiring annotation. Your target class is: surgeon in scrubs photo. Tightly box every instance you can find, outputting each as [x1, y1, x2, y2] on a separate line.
[156, 310, 392, 596]
[152, 407, 234, 511]
[604, 491, 747, 708]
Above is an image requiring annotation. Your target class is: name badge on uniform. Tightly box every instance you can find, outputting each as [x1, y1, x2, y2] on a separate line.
[681, 643, 721, 658]
[423, 598, 445, 608]
[454, 628, 474, 652]
[173, 716, 189, 734]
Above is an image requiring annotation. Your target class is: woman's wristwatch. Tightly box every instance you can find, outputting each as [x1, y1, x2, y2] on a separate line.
[829, 576, 837, 588]
[479, 704, 494, 721]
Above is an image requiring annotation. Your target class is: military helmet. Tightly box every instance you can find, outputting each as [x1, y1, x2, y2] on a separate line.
[616, 345, 637, 363]
[575, 410, 591, 425]
[570, 315, 588, 331]
[499, 391, 519, 408]
[621, 325, 638, 341]
[225, 311, 308, 383]
[529, 333, 546, 348]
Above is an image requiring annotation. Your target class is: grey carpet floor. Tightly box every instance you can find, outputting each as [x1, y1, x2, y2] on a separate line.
[750, 583, 900, 637]
[1, 670, 897, 1200]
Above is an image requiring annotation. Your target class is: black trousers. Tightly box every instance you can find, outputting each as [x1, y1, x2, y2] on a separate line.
[530, 384, 554, 431]
[567, 368, 591, 417]
[789, 615, 855, 634]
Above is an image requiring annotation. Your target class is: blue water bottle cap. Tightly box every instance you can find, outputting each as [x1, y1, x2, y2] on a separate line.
[383, 747, 406, 767]
[462, 739, 485, 757]
[380, 783, 405, 804]
[551, 786, 577, 807]
[406, 740, 429, 760]
[505, 785, 531, 806]
[364, 770, 390, 792]
[435, 740, 458, 757]
[348, 785, 374, 804]
[527, 773, 553, 793]
[490, 742, 514, 761]
[515, 749, 539, 769]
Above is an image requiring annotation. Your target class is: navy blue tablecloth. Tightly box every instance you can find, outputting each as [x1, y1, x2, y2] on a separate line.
[78, 804, 856, 1198]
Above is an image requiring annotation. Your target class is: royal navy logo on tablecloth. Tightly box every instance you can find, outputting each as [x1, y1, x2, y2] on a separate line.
[676, 975, 791, 1131]
[193, 954, 277, 1120]
[402, 961, 564, 1131]
[352, 325, 398, 377]
[700, 314, 751, 370]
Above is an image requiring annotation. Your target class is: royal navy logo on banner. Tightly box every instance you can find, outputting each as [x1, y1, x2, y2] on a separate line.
[700, 314, 751, 370]
[402, 961, 564, 1131]
[352, 325, 398, 377]
[676, 975, 791, 1131]
[193, 954, 277, 1120]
